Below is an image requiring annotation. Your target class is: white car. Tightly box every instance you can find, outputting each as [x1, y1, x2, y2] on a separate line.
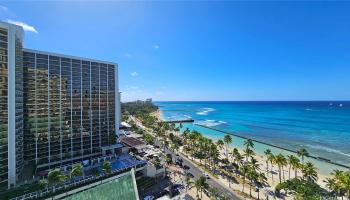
[204, 173, 210, 179]
[144, 195, 154, 200]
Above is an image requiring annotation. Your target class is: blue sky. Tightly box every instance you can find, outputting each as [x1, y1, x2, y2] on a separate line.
[1, 1, 350, 101]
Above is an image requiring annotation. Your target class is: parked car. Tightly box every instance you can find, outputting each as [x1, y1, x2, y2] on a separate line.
[143, 195, 154, 200]
[187, 172, 194, 178]
[183, 165, 190, 170]
[173, 184, 185, 190]
[175, 158, 183, 166]
[154, 190, 168, 198]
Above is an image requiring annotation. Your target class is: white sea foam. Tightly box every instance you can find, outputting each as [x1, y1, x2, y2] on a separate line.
[183, 114, 192, 119]
[196, 111, 208, 115]
[196, 107, 216, 116]
[196, 119, 226, 127]
[306, 144, 350, 158]
[203, 107, 216, 112]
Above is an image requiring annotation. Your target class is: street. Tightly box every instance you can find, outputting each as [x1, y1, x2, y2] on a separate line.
[162, 146, 242, 200]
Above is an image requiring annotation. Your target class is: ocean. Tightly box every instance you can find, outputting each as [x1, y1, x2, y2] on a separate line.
[155, 101, 350, 174]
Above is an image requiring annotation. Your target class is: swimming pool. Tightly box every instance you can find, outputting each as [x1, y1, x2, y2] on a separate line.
[111, 155, 146, 171]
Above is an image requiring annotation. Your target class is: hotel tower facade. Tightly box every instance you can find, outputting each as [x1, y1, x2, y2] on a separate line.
[0, 22, 121, 188]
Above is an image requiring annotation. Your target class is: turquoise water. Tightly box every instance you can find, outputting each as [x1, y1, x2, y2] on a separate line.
[155, 101, 350, 174]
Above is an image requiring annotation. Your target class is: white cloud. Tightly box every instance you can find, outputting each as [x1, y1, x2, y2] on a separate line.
[153, 44, 160, 49]
[6, 19, 38, 34]
[130, 72, 138, 77]
[0, 5, 8, 11]
[124, 53, 132, 58]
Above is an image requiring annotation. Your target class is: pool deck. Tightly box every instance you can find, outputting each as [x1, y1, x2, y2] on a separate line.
[111, 154, 147, 171]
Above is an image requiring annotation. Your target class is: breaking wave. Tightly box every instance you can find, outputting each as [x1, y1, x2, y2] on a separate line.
[196, 119, 226, 127]
[196, 107, 216, 115]
[305, 144, 350, 158]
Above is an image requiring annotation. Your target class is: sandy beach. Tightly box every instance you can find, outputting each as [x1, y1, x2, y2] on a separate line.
[151, 109, 341, 199]
[216, 147, 331, 199]
[151, 109, 162, 120]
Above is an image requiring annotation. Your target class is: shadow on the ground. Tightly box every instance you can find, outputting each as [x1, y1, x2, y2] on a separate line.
[138, 176, 172, 199]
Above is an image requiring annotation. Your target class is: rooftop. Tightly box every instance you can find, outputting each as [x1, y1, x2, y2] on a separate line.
[121, 137, 146, 148]
[64, 170, 139, 200]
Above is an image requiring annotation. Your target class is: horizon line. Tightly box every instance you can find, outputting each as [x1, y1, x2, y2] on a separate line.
[123, 100, 350, 102]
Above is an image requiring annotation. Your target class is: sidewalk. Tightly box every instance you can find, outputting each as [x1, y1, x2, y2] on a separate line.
[178, 151, 245, 200]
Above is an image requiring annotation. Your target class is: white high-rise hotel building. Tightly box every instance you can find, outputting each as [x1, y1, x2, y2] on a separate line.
[0, 21, 121, 188]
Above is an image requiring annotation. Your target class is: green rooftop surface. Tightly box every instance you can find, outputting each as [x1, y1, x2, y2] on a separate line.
[64, 173, 138, 200]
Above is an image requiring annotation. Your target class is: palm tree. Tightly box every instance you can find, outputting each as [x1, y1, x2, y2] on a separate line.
[189, 130, 201, 159]
[301, 162, 318, 182]
[48, 168, 66, 200]
[289, 155, 300, 179]
[243, 148, 255, 162]
[216, 139, 224, 150]
[331, 169, 346, 200]
[208, 187, 220, 200]
[267, 153, 275, 180]
[232, 148, 241, 164]
[196, 137, 208, 164]
[185, 174, 194, 192]
[70, 163, 83, 179]
[183, 127, 190, 136]
[223, 134, 232, 159]
[297, 148, 309, 163]
[169, 123, 176, 132]
[204, 138, 212, 167]
[195, 176, 209, 199]
[39, 179, 48, 190]
[102, 160, 112, 174]
[209, 143, 219, 168]
[257, 172, 267, 200]
[244, 139, 254, 161]
[332, 169, 344, 180]
[325, 178, 338, 198]
[274, 154, 287, 183]
[250, 157, 260, 172]
[244, 139, 254, 150]
[182, 128, 190, 152]
[246, 166, 257, 197]
[240, 164, 250, 193]
[165, 154, 172, 165]
[143, 134, 154, 144]
[340, 172, 350, 199]
[264, 149, 272, 173]
[232, 149, 242, 176]
[287, 155, 299, 179]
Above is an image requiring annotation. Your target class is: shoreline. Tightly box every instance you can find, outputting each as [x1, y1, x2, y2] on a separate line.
[149, 109, 347, 199]
[195, 124, 350, 170]
[153, 108, 349, 176]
